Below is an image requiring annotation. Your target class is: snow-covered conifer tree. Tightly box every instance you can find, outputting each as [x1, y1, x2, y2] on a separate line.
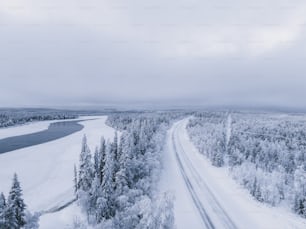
[294, 166, 306, 216]
[93, 147, 100, 177]
[111, 132, 119, 184]
[74, 164, 78, 195]
[101, 144, 115, 219]
[78, 135, 94, 192]
[98, 137, 106, 185]
[6, 174, 26, 229]
[115, 134, 129, 197]
[0, 192, 6, 229]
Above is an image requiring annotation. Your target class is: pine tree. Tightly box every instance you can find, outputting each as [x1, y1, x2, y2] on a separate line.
[254, 178, 263, 202]
[0, 192, 6, 229]
[293, 166, 306, 216]
[101, 144, 115, 219]
[93, 147, 100, 176]
[78, 135, 94, 192]
[6, 174, 26, 229]
[98, 137, 106, 185]
[88, 174, 101, 222]
[115, 134, 130, 196]
[73, 164, 78, 195]
[112, 132, 119, 184]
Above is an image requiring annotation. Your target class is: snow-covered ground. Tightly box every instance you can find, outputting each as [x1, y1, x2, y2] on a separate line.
[160, 118, 306, 229]
[0, 116, 115, 228]
[39, 203, 90, 229]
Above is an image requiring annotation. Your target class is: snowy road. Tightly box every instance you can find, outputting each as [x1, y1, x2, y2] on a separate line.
[172, 121, 237, 229]
[170, 119, 241, 229]
[161, 118, 306, 229]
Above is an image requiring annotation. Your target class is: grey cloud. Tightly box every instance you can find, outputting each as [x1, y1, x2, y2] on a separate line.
[1, 0, 306, 109]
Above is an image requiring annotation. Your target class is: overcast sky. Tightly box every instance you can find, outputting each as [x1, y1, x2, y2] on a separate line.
[1, 0, 306, 109]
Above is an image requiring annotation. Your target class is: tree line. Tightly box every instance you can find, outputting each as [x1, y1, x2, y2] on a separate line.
[0, 109, 77, 128]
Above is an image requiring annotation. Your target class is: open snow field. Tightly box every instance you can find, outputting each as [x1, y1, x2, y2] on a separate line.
[0, 116, 115, 228]
[39, 203, 89, 229]
[160, 118, 306, 229]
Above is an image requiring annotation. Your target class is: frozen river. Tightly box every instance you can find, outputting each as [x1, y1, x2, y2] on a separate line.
[0, 120, 84, 154]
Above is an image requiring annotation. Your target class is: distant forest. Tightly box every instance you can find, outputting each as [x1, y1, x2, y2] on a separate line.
[0, 109, 79, 128]
[0, 108, 125, 128]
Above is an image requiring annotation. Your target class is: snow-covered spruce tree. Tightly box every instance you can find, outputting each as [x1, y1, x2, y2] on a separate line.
[114, 133, 130, 198]
[86, 136, 117, 224]
[293, 166, 306, 217]
[88, 137, 108, 224]
[98, 137, 106, 185]
[0, 192, 6, 229]
[78, 135, 94, 193]
[75, 137, 110, 224]
[88, 174, 102, 224]
[6, 174, 27, 229]
[74, 164, 78, 195]
[100, 143, 116, 220]
[94, 147, 99, 179]
[111, 132, 120, 185]
[77, 135, 95, 221]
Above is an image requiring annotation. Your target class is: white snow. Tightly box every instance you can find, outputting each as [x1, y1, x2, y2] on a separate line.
[0, 116, 115, 228]
[39, 203, 92, 229]
[160, 118, 306, 229]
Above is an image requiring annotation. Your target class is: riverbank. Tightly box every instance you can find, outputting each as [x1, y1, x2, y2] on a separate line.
[0, 116, 115, 214]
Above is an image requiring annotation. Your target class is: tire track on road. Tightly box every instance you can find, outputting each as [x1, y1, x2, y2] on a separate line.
[172, 121, 238, 229]
[172, 129, 215, 229]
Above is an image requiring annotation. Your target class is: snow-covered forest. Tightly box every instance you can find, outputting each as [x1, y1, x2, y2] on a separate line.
[74, 112, 182, 228]
[2, 111, 306, 228]
[187, 112, 306, 218]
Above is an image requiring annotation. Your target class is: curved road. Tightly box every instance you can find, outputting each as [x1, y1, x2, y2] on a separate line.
[170, 119, 239, 229]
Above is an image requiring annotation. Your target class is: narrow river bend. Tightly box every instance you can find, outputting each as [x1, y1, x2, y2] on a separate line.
[0, 120, 85, 154]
